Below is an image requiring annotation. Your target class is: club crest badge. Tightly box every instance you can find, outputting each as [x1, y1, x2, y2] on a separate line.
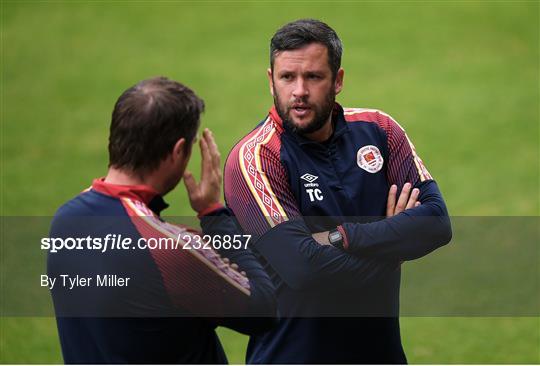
[357, 145, 384, 173]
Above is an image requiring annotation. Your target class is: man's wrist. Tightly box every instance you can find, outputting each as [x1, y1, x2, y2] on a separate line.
[337, 225, 349, 250]
[197, 202, 225, 218]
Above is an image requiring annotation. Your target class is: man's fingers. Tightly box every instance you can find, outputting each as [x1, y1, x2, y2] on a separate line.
[386, 184, 397, 217]
[207, 130, 222, 183]
[200, 130, 212, 182]
[203, 129, 222, 187]
[395, 182, 411, 214]
[183, 170, 198, 195]
[312, 231, 331, 245]
[406, 188, 420, 209]
[386, 183, 420, 217]
[415, 201, 421, 207]
[205, 129, 221, 170]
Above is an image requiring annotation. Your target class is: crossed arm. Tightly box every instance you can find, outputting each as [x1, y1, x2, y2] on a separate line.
[312, 182, 421, 245]
[224, 121, 451, 291]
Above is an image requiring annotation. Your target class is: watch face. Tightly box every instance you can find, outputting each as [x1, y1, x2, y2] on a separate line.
[329, 230, 342, 243]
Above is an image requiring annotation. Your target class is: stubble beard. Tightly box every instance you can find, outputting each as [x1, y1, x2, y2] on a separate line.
[273, 86, 336, 136]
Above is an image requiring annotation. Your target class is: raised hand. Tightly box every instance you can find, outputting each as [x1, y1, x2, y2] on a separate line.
[183, 128, 222, 213]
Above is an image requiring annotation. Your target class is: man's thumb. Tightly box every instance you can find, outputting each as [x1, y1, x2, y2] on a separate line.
[183, 170, 197, 193]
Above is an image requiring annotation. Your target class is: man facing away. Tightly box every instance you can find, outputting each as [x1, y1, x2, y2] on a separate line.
[224, 19, 452, 363]
[48, 77, 276, 364]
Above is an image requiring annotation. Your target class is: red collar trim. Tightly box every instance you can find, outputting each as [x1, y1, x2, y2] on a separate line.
[269, 105, 283, 126]
[91, 178, 159, 205]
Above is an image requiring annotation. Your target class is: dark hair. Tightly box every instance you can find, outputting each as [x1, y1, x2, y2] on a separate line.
[270, 19, 343, 78]
[108, 76, 204, 174]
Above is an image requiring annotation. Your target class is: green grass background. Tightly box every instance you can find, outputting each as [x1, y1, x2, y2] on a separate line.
[1, 0, 538, 364]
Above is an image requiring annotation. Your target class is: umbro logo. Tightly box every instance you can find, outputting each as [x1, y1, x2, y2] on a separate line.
[301, 174, 323, 202]
[300, 173, 318, 183]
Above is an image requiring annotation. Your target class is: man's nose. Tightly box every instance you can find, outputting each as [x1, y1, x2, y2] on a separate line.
[292, 78, 309, 98]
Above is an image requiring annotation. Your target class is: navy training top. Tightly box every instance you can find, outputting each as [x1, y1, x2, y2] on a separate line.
[224, 104, 451, 363]
[49, 179, 276, 364]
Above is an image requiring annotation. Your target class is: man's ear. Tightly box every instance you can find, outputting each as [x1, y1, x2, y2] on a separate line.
[172, 137, 186, 162]
[335, 68, 344, 95]
[267, 68, 274, 97]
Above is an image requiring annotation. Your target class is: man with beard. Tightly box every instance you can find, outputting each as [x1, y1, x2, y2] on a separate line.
[224, 19, 452, 363]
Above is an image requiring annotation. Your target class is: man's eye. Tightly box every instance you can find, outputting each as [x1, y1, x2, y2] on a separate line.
[308, 74, 322, 80]
[281, 74, 293, 80]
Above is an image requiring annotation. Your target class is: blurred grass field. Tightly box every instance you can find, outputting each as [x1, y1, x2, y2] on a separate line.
[1, 1, 538, 364]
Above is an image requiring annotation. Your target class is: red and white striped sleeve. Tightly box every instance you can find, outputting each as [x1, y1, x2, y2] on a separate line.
[121, 197, 252, 316]
[344, 108, 432, 186]
[224, 118, 301, 238]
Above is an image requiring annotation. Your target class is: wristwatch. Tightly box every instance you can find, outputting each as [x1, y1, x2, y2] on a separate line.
[328, 228, 344, 249]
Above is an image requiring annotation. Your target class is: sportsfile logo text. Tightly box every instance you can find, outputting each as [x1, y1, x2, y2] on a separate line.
[41, 234, 251, 253]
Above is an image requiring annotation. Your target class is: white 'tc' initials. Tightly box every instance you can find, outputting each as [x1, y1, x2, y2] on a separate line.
[306, 188, 324, 202]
